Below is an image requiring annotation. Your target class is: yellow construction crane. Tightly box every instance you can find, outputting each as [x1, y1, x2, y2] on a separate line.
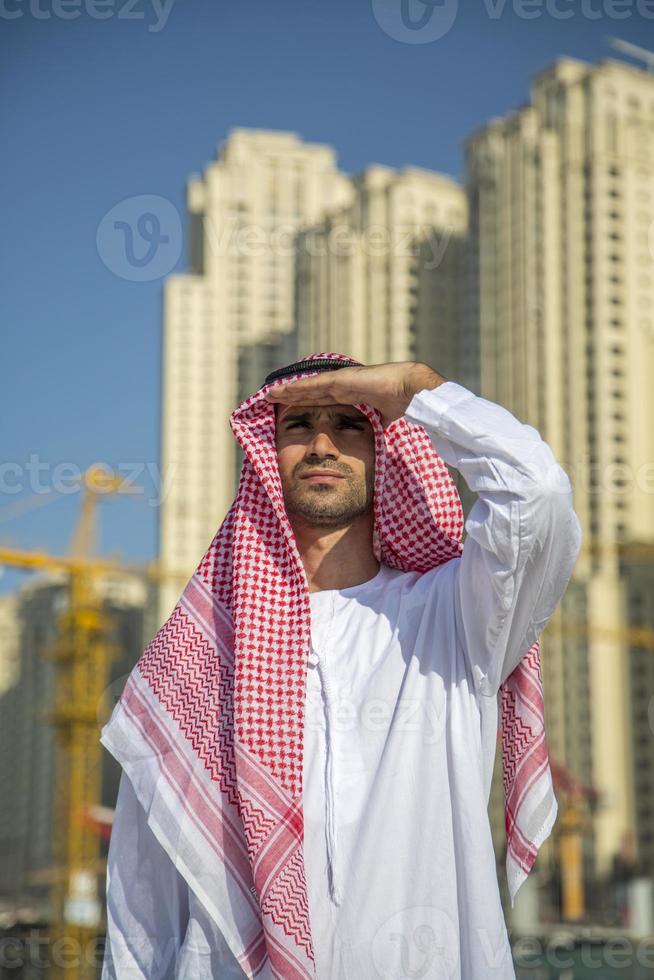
[0, 465, 187, 980]
[550, 758, 601, 922]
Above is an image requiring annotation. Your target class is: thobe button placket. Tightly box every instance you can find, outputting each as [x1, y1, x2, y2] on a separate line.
[316, 650, 343, 907]
[309, 592, 343, 907]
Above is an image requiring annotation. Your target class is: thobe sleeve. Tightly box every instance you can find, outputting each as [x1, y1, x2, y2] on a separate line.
[101, 770, 190, 979]
[403, 380, 582, 697]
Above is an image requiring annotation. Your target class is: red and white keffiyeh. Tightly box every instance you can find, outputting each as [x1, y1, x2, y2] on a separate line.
[102, 352, 556, 979]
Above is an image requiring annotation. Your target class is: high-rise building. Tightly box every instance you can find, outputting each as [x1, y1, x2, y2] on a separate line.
[158, 130, 352, 624]
[296, 164, 468, 379]
[622, 543, 654, 878]
[294, 161, 474, 517]
[465, 56, 654, 884]
[0, 594, 19, 697]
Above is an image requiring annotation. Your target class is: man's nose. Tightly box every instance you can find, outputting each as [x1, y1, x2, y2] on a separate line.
[306, 429, 339, 457]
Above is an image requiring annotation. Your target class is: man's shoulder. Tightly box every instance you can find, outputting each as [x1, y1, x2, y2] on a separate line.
[384, 555, 460, 599]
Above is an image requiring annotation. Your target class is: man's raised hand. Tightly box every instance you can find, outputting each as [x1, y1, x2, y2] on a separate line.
[264, 361, 447, 430]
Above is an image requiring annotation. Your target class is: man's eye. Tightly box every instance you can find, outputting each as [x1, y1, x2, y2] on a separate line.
[285, 420, 363, 430]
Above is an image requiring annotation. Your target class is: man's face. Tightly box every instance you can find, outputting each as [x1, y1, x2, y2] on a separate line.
[274, 402, 375, 528]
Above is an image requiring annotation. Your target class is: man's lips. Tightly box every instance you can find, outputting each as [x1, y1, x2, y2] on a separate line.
[300, 470, 345, 481]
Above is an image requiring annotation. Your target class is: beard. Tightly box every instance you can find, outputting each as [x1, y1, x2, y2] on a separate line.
[282, 470, 374, 528]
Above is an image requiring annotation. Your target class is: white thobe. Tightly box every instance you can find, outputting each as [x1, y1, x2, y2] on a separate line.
[101, 380, 582, 979]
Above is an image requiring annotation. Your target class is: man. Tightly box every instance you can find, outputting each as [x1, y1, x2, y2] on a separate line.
[100, 354, 582, 979]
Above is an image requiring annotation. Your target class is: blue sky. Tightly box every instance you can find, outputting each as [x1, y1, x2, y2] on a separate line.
[2, 0, 652, 593]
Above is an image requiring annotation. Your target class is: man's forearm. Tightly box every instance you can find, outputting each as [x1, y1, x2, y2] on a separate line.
[401, 362, 449, 413]
[403, 379, 582, 694]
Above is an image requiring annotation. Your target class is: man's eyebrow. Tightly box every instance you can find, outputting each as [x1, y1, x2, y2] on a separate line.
[279, 409, 368, 424]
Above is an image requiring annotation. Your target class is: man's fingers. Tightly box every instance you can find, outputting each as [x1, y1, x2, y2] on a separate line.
[265, 380, 339, 401]
[264, 368, 361, 401]
[266, 389, 340, 404]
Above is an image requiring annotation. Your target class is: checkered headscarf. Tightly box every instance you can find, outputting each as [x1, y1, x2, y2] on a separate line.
[102, 352, 556, 979]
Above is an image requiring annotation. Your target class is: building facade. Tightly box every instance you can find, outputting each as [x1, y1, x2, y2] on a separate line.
[465, 56, 654, 885]
[158, 130, 352, 624]
[296, 164, 468, 378]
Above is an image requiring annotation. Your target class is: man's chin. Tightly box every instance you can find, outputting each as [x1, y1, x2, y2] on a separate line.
[286, 498, 371, 527]
[292, 505, 352, 524]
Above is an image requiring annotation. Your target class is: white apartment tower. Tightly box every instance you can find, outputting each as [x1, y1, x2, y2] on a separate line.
[296, 164, 469, 380]
[159, 130, 352, 624]
[465, 57, 654, 882]
[294, 163, 475, 522]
